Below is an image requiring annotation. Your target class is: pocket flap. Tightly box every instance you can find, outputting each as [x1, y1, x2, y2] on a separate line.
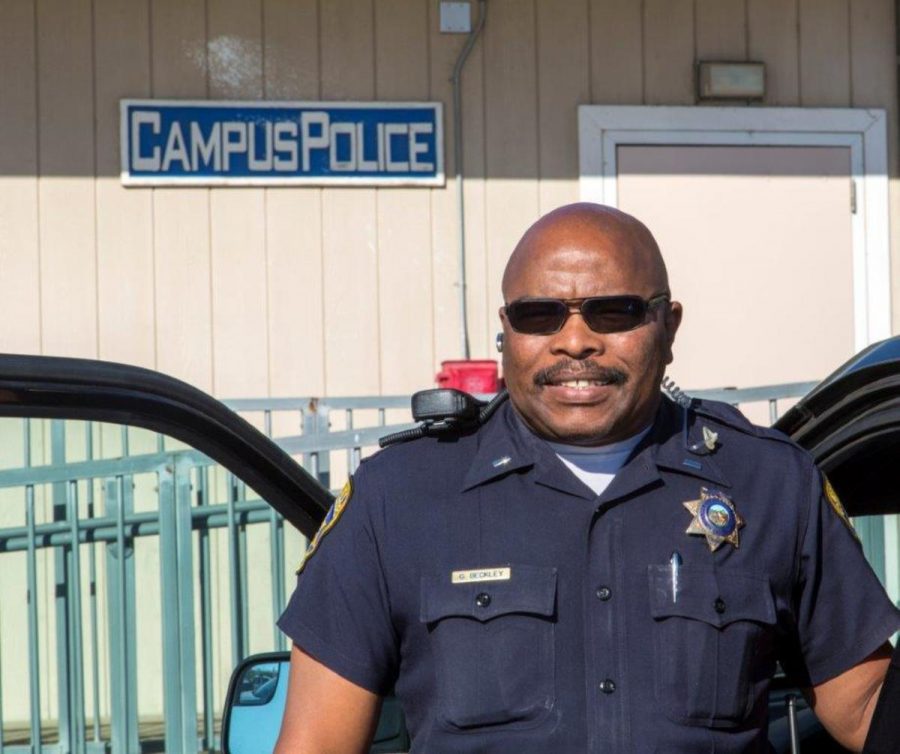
[420, 564, 557, 623]
[648, 565, 774, 628]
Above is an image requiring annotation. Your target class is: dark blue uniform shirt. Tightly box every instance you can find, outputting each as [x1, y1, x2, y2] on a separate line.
[278, 396, 900, 753]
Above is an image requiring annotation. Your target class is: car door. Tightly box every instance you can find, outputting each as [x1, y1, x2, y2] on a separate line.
[776, 336, 900, 520]
[0, 353, 338, 754]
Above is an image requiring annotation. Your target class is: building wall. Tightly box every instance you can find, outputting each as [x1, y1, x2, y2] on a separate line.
[0, 0, 897, 402]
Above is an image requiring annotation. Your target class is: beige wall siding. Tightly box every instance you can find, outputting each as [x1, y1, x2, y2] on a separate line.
[2, 0, 895, 399]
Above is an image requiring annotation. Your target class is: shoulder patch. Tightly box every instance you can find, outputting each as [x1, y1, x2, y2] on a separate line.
[823, 475, 858, 539]
[296, 478, 353, 574]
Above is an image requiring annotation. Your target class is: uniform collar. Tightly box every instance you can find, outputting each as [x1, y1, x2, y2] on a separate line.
[461, 401, 595, 499]
[461, 395, 731, 500]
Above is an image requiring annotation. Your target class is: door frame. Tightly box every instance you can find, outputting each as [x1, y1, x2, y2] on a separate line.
[578, 105, 891, 351]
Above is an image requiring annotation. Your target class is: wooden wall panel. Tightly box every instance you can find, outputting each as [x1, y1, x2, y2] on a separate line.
[207, 0, 270, 398]
[695, 0, 747, 60]
[36, 0, 97, 358]
[643, 0, 695, 105]
[152, 190, 214, 390]
[483, 0, 539, 172]
[209, 187, 269, 397]
[589, 0, 643, 104]
[375, 0, 430, 100]
[376, 188, 434, 389]
[799, 0, 851, 106]
[428, 5, 461, 363]
[537, 0, 589, 212]
[264, 191, 324, 394]
[262, 0, 325, 397]
[0, 0, 41, 354]
[484, 0, 540, 351]
[851, 0, 896, 113]
[321, 190, 379, 394]
[151, 0, 213, 392]
[747, 0, 800, 105]
[375, 0, 435, 392]
[320, 0, 380, 395]
[94, 0, 155, 369]
[428, 2, 489, 362]
[262, 0, 319, 101]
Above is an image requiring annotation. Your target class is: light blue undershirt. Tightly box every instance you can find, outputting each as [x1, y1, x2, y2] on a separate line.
[548, 425, 652, 496]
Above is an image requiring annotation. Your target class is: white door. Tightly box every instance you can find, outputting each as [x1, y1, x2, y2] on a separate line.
[615, 144, 855, 393]
[578, 105, 892, 413]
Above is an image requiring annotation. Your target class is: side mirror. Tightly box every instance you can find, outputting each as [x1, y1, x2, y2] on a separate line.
[222, 652, 291, 754]
[222, 652, 411, 753]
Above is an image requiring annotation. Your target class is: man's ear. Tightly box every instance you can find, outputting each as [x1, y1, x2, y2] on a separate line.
[664, 300, 683, 365]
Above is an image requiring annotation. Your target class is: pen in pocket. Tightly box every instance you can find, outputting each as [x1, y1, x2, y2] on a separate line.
[669, 551, 682, 603]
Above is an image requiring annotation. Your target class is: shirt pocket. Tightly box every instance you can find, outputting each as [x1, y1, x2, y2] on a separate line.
[419, 564, 557, 730]
[648, 565, 776, 728]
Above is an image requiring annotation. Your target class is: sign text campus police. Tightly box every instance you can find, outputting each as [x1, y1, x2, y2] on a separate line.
[120, 100, 444, 187]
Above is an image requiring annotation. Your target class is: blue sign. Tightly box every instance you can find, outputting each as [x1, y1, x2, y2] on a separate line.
[120, 100, 444, 186]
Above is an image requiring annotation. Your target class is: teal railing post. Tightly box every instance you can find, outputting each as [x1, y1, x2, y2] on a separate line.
[25, 483, 42, 754]
[66, 480, 86, 754]
[196, 466, 216, 751]
[227, 472, 245, 668]
[51, 419, 76, 754]
[175, 455, 199, 753]
[104, 474, 139, 754]
[159, 456, 199, 754]
[158, 458, 182, 752]
[270, 505, 286, 651]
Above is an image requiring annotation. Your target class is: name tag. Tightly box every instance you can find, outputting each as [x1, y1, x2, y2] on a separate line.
[451, 567, 511, 584]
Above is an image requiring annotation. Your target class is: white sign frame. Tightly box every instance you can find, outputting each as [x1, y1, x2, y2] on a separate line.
[120, 99, 445, 188]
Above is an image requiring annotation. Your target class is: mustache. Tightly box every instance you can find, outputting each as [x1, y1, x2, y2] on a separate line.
[533, 360, 628, 387]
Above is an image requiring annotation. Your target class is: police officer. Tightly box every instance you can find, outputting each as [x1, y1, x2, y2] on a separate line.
[275, 203, 900, 753]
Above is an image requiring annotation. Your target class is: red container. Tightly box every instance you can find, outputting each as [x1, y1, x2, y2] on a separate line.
[435, 360, 499, 394]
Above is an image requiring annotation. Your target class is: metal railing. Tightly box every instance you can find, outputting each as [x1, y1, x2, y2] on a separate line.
[2, 381, 884, 754]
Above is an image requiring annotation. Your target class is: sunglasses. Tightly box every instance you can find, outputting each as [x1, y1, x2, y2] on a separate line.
[503, 293, 670, 335]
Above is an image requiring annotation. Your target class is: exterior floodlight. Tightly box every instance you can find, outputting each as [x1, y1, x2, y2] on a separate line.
[697, 61, 765, 100]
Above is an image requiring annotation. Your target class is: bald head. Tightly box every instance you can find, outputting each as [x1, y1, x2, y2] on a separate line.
[501, 203, 669, 300]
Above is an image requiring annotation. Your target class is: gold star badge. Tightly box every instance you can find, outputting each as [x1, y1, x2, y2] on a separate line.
[684, 487, 744, 552]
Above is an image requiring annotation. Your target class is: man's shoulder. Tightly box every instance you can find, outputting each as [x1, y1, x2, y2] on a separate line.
[690, 397, 808, 459]
[355, 420, 483, 489]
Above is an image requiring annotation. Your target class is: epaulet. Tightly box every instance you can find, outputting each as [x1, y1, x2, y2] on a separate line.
[690, 398, 796, 447]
